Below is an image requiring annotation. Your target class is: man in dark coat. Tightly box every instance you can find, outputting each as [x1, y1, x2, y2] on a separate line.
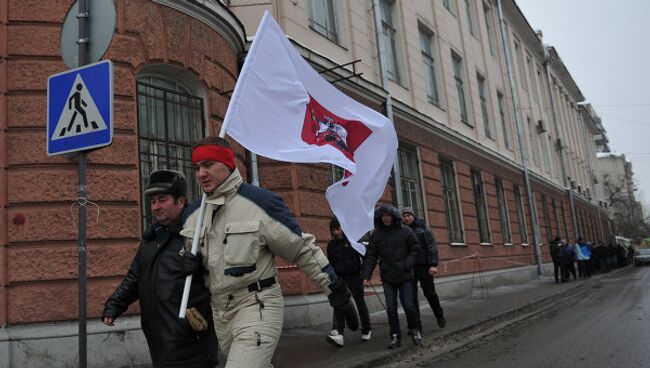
[362, 204, 421, 349]
[549, 237, 563, 283]
[326, 217, 372, 346]
[401, 207, 446, 331]
[102, 170, 219, 368]
[561, 240, 577, 282]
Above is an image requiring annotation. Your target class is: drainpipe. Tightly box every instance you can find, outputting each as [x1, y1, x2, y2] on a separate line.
[497, 0, 542, 275]
[596, 204, 605, 242]
[541, 45, 579, 239]
[568, 192, 579, 238]
[372, 0, 404, 208]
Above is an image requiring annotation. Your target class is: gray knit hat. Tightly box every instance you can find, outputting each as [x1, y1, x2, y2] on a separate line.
[401, 207, 416, 217]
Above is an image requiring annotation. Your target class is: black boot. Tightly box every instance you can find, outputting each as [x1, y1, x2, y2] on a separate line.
[410, 329, 422, 346]
[387, 334, 401, 349]
[435, 313, 446, 328]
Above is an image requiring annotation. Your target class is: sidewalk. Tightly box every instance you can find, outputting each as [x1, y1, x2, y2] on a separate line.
[270, 272, 605, 368]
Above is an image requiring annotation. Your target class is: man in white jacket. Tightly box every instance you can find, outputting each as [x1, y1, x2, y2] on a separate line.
[183, 136, 357, 368]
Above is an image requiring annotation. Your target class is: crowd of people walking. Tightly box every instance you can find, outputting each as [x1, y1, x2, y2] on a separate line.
[549, 236, 634, 284]
[326, 204, 446, 349]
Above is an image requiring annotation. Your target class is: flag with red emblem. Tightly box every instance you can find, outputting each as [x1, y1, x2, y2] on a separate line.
[223, 12, 397, 254]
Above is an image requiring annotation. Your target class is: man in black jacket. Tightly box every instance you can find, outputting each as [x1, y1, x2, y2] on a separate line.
[326, 217, 372, 347]
[362, 204, 421, 349]
[549, 237, 563, 283]
[401, 207, 446, 332]
[102, 170, 218, 368]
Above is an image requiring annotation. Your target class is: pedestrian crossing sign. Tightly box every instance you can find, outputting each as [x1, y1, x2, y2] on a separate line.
[47, 60, 113, 156]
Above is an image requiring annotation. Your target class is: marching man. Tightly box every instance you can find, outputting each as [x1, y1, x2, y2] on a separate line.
[183, 137, 358, 368]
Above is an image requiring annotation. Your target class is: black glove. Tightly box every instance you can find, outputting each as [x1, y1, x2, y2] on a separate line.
[180, 251, 202, 276]
[328, 279, 359, 331]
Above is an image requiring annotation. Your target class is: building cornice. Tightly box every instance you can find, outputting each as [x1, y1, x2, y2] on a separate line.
[154, 0, 247, 55]
[503, 0, 545, 61]
[578, 104, 605, 135]
[546, 47, 584, 102]
[501, 1, 584, 102]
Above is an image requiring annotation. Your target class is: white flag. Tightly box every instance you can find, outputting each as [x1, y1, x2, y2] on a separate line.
[224, 12, 397, 254]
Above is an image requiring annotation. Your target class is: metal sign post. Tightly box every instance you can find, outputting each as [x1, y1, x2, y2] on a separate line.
[77, 0, 89, 367]
[51, 1, 114, 366]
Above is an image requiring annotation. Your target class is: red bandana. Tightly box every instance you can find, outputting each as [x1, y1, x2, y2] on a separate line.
[191, 145, 235, 170]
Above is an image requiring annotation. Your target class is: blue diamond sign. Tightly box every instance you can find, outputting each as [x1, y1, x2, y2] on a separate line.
[47, 60, 113, 156]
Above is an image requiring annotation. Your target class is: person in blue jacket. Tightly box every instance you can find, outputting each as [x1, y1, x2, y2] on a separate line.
[576, 237, 592, 278]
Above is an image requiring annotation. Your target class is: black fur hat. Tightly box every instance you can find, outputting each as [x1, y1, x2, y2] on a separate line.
[144, 170, 187, 198]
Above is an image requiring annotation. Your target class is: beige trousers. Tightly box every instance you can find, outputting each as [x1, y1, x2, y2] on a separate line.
[213, 285, 284, 368]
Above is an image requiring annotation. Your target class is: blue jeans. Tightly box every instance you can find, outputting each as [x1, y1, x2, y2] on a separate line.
[382, 280, 418, 336]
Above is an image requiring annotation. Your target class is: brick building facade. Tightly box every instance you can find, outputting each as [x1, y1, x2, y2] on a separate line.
[0, 0, 246, 326]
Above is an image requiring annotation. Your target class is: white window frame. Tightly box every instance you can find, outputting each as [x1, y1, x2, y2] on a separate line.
[514, 40, 528, 91]
[539, 129, 551, 173]
[495, 177, 512, 244]
[440, 157, 465, 244]
[497, 90, 511, 150]
[483, 2, 497, 56]
[398, 143, 426, 219]
[527, 54, 539, 103]
[379, 0, 403, 84]
[452, 51, 470, 125]
[444, 0, 457, 15]
[465, 0, 478, 36]
[513, 184, 528, 244]
[136, 72, 206, 229]
[419, 25, 441, 106]
[477, 73, 491, 139]
[308, 0, 339, 44]
[472, 169, 491, 244]
[527, 116, 538, 165]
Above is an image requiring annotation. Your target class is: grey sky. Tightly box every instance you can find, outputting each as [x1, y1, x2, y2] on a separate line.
[515, 0, 650, 208]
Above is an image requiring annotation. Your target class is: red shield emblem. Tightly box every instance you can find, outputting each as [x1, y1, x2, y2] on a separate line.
[301, 95, 372, 185]
[301, 95, 372, 162]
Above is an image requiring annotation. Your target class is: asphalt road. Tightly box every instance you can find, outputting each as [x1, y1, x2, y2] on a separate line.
[411, 266, 650, 368]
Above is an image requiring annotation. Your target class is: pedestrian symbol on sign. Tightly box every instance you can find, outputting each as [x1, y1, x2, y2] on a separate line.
[51, 73, 107, 141]
[47, 59, 112, 156]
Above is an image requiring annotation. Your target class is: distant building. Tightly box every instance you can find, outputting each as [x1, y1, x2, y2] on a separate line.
[598, 154, 645, 237]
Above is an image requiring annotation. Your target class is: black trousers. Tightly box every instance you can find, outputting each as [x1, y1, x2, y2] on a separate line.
[332, 274, 371, 334]
[562, 260, 577, 281]
[577, 260, 591, 278]
[552, 259, 561, 282]
[412, 266, 444, 332]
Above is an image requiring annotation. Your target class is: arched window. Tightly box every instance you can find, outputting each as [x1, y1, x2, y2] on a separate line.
[136, 73, 205, 227]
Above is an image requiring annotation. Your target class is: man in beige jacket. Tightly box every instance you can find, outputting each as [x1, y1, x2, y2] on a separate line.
[183, 136, 357, 368]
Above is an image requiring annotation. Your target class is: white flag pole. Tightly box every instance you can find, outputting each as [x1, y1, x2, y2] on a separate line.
[178, 128, 230, 318]
[177, 191, 207, 318]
